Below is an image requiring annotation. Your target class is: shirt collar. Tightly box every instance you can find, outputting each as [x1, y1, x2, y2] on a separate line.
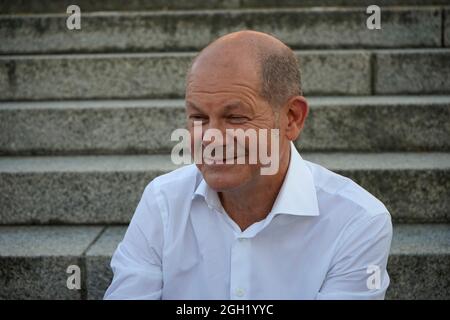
[270, 142, 320, 216]
[193, 174, 223, 212]
[193, 142, 320, 217]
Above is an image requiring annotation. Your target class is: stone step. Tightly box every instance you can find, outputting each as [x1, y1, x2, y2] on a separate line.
[0, 155, 177, 225]
[1, 224, 448, 299]
[1, 0, 449, 13]
[0, 7, 444, 54]
[1, 49, 449, 100]
[1, 96, 449, 155]
[0, 153, 448, 225]
[386, 224, 450, 300]
[0, 51, 368, 100]
[0, 225, 103, 299]
[375, 49, 450, 94]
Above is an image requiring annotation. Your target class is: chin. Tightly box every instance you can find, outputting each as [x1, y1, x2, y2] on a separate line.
[197, 163, 253, 192]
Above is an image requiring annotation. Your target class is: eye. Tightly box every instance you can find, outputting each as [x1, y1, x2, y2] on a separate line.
[189, 114, 208, 122]
[228, 115, 249, 124]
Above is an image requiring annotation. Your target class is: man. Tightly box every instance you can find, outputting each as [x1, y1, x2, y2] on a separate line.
[104, 30, 392, 300]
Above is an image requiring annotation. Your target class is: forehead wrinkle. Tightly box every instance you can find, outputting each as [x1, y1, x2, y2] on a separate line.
[186, 98, 254, 115]
[187, 75, 259, 89]
[187, 92, 258, 114]
[187, 82, 261, 100]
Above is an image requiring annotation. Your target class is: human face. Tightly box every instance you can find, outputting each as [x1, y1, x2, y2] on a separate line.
[185, 60, 281, 192]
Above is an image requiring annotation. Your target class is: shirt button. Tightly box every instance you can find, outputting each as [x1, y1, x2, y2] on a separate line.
[235, 288, 245, 297]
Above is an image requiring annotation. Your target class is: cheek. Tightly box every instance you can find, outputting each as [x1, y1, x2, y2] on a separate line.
[188, 128, 203, 157]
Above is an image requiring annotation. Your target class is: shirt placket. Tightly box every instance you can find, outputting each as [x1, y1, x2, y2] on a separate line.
[229, 236, 252, 300]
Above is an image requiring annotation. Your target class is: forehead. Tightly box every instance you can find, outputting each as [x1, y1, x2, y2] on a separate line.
[186, 83, 260, 114]
[186, 66, 261, 109]
[187, 48, 261, 89]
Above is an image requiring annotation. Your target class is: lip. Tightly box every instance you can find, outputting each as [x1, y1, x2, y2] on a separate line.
[203, 155, 243, 164]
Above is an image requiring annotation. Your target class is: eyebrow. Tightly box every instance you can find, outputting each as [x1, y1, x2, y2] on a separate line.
[186, 100, 251, 113]
[185, 101, 202, 113]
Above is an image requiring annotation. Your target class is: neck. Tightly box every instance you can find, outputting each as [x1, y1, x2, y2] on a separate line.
[218, 146, 291, 231]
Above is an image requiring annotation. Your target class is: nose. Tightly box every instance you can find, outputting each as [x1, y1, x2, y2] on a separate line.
[200, 119, 235, 160]
[201, 118, 227, 147]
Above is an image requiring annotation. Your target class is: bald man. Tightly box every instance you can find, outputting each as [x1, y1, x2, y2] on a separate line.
[104, 31, 392, 300]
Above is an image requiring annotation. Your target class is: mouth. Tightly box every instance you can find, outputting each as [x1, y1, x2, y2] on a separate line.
[203, 155, 243, 165]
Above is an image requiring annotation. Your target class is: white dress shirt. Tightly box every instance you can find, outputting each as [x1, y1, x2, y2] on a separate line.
[104, 143, 393, 300]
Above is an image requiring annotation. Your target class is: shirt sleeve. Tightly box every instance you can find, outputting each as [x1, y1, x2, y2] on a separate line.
[104, 183, 165, 300]
[316, 211, 393, 300]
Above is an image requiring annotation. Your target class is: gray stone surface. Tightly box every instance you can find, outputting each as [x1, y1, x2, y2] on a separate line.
[306, 152, 450, 223]
[0, 155, 179, 224]
[390, 224, 450, 256]
[0, 8, 442, 54]
[298, 50, 371, 95]
[86, 227, 127, 300]
[1, 49, 446, 100]
[76, 225, 450, 300]
[2, 96, 449, 155]
[0, 100, 186, 155]
[302, 96, 450, 152]
[386, 224, 450, 300]
[1, 223, 448, 299]
[83, 224, 450, 300]
[375, 49, 450, 94]
[0, 53, 192, 101]
[1, 0, 449, 13]
[0, 50, 370, 100]
[0, 226, 103, 299]
[1, 0, 448, 302]
[242, 0, 450, 7]
[304, 152, 450, 171]
[0, 0, 240, 13]
[85, 224, 450, 300]
[0, 153, 448, 224]
[0, 226, 103, 256]
[445, 9, 450, 48]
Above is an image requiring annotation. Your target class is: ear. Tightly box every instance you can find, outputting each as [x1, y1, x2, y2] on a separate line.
[284, 96, 309, 141]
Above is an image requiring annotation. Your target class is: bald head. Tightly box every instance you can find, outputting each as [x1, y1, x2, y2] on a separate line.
[186, 30, 302, 108]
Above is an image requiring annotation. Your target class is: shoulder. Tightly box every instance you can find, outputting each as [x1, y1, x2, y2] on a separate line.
[304, 159, 392, 230]
[304, 160, 392, 262]
[149, 164, 200, 189]
[143, 164, 201, 200]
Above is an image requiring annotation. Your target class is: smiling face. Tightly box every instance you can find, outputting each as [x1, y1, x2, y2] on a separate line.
[185, 37, 290, 192]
